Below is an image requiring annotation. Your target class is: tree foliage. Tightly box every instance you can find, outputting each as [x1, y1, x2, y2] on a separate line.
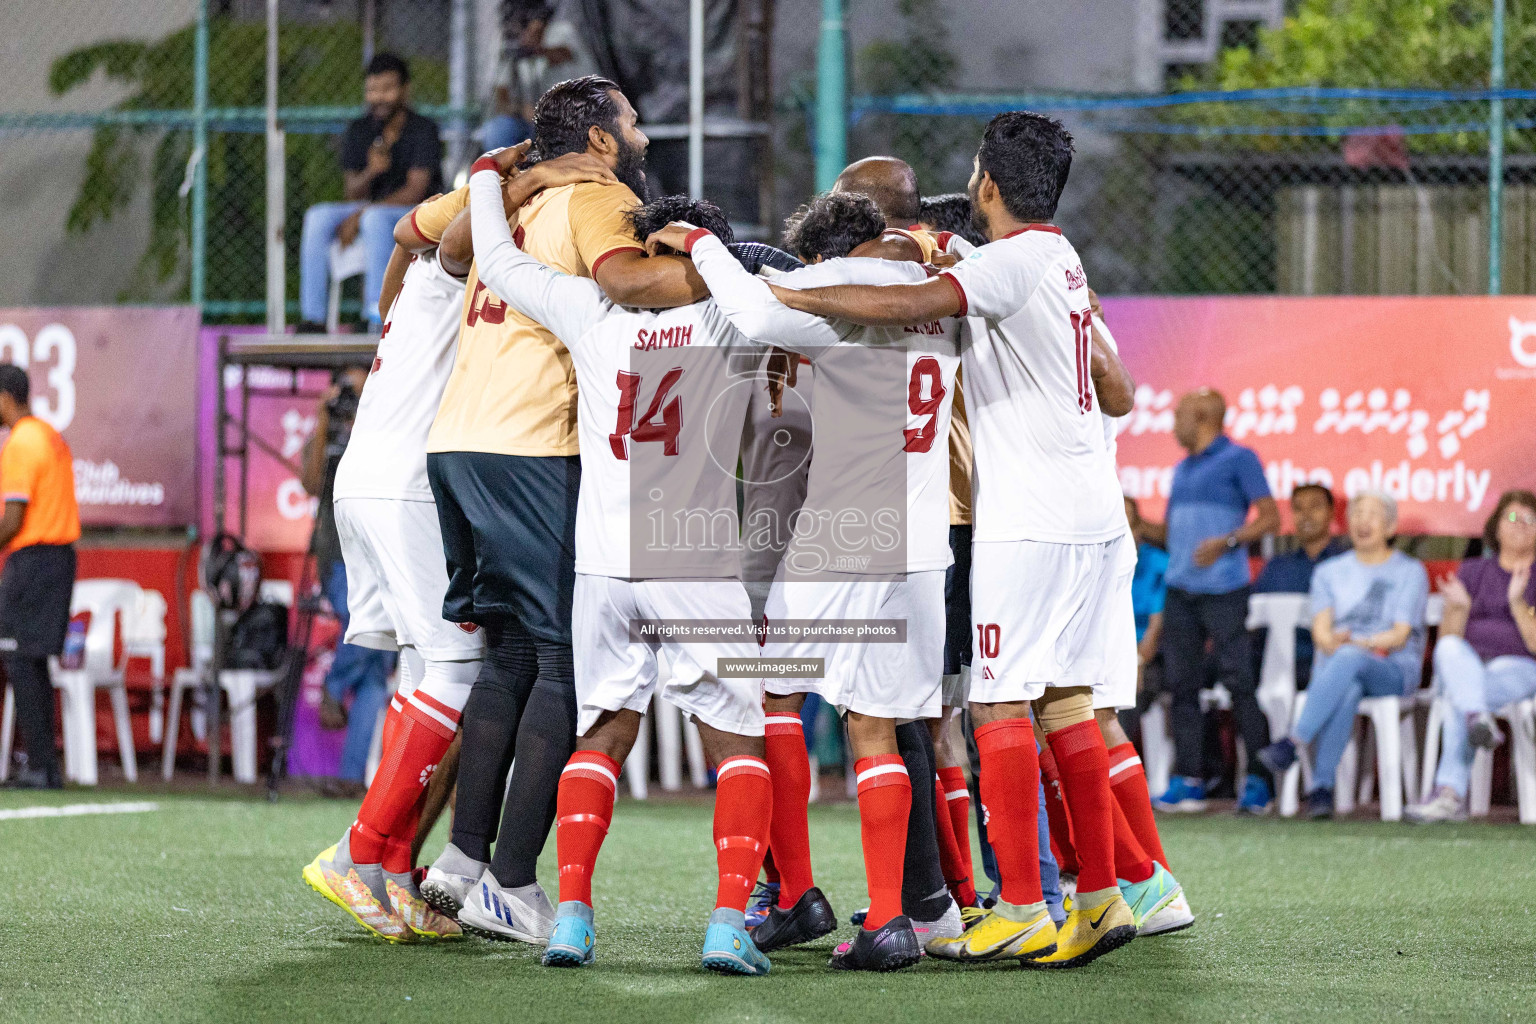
[52, 18, 446, 305]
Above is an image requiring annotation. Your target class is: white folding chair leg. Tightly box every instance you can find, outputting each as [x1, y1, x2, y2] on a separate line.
[1420, 697, 1446, 803]
[1140, 699, 1173, 800]
[60, 674, 99, 786]
[624, 713, 650, 800]
[655, 697, 683, 792]
[1398, 711, 1418, 806]
[0, 685, 13, 782]
[162, 678, 185, 781]
[327, 276, 343, 333]
[1358, 724, 1378, 809]
[1334, 726, 1359, 816]
[1509, 705, 1536, 825]
[1364, 700, 1402, 821]
[108, 683, 137, 783]
[1280, 692, 1306, 818]
[222, 671, 259, 785]
[1469, 748, 1494, 817]
[683, 716, 707, 789]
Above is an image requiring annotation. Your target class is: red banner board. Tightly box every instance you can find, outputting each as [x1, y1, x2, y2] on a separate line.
[0, 307, 199, 528]
[1104, 296, 1536, 536]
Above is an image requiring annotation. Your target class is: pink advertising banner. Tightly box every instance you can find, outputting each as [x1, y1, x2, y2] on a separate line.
[1104, 296, 1536, 536]
[0, 307, 199, 528]
[198, 326, 331, 553]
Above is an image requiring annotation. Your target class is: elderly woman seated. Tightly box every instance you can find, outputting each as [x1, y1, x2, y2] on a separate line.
[1409, 490, 1536, 823]
[1258, 490, 1429, 818]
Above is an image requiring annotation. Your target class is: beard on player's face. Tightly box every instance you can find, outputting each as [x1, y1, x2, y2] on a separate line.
[613, 134, 649, 197]
[967, 176, 990, 240]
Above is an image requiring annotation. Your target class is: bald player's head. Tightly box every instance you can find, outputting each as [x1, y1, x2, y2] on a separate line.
[1174, 388, 1226, 453]
[833, 156, 920, 225]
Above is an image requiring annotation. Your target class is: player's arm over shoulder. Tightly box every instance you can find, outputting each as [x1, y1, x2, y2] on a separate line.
[938, 236, 1055, 321]
[569, 183, 708, 308]
[395, 187, 469, 252]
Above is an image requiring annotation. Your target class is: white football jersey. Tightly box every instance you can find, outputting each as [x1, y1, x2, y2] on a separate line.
[467, 169, 763, 579]
[691, 235, 962, 575]
[939, 226, 1123, 545]
[334, 250, 466, 502]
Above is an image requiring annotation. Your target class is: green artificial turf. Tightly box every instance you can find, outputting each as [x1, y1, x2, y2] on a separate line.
[1, 788, 1534, 1023]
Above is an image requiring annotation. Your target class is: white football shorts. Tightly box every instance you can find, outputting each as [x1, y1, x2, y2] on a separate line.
[572, 573, 764, 737]
[762, 570, 945, 721]
[1095, 531, 1140, 711]
[969, 534, 1132, 705]
[334, 496, 485, 660]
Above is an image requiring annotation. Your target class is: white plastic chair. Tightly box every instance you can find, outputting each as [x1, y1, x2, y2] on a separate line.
[162, 581, 293, 784]
[326, 238, 367, 332]
[1421, 695, 1536, 824]
[1339, 695, 1419, 821]
[50, 579, 142, 785]
[126, 590, 168, 745]
[1247, 592, 1309, 742]
[1281, 595, 1441, 819]
[1139, 695, 1174, 799]
[162, 589, 215, 780]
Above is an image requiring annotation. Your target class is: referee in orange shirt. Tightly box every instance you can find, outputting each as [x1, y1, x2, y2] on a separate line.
[0, 364, 80, 789]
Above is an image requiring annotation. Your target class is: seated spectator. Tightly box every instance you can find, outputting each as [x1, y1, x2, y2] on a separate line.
[1257, 490, 1428, 819]
[300, 53, 443, 330]
[1252, 483, 1348, 689]
[1409, 490, 1536, 823]
[483, 2, 596, 151]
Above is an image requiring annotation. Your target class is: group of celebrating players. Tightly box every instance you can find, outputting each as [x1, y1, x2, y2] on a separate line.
[302, 72, 1195, 976]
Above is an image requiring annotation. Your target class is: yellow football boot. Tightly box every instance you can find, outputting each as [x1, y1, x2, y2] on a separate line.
[302, 842, 415, 944]
[388, 878, 464, 941]
[1034, 892, 1136, 969]
[926, 903, 1057, 962]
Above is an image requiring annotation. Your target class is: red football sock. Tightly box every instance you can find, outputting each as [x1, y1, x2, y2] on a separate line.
[713, 755, 773, 912]
[937, 766, 977, 905]
[1108, 742, 1170, 871]
[762, 847, 780, 885]
[764, 712, 815, 909]
[348, 689, 460, 866]
[1045, 720, 1117, 894]
[932, 778, 978, 907]
[1110, 795, 1155, 884]
[1037, 745, 1079, 875]
[381, 787, 426, 875]
[974, 719, 1043, 907]
[555, 751, 621, 907]
[854, 754, 911, 930]
[382, 830, 417, 876]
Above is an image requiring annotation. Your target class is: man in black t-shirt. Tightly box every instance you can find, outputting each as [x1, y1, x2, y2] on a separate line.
[300, 53, 443, 330]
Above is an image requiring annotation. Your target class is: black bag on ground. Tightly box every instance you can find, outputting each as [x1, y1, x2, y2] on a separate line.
[227, 602, 289, 670]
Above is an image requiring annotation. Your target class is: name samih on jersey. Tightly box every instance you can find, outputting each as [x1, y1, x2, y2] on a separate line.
[465, 168, 767, 581]
[688, 233, 963, 578]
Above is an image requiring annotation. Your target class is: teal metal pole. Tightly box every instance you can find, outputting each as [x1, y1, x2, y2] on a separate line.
[191, 0, 209, 308]
[814, 0, 846, 192]
[1490, 0, 1505, 295]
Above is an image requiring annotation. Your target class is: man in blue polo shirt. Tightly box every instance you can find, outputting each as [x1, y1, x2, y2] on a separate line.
[1252, 483, 1348, 691]
[1140, 389, 1280, 813]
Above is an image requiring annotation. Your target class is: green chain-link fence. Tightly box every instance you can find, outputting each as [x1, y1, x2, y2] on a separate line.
[1, 0, 469, 320]
[4, 0, 1534, 315]
[788, 0, 1536, 296]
